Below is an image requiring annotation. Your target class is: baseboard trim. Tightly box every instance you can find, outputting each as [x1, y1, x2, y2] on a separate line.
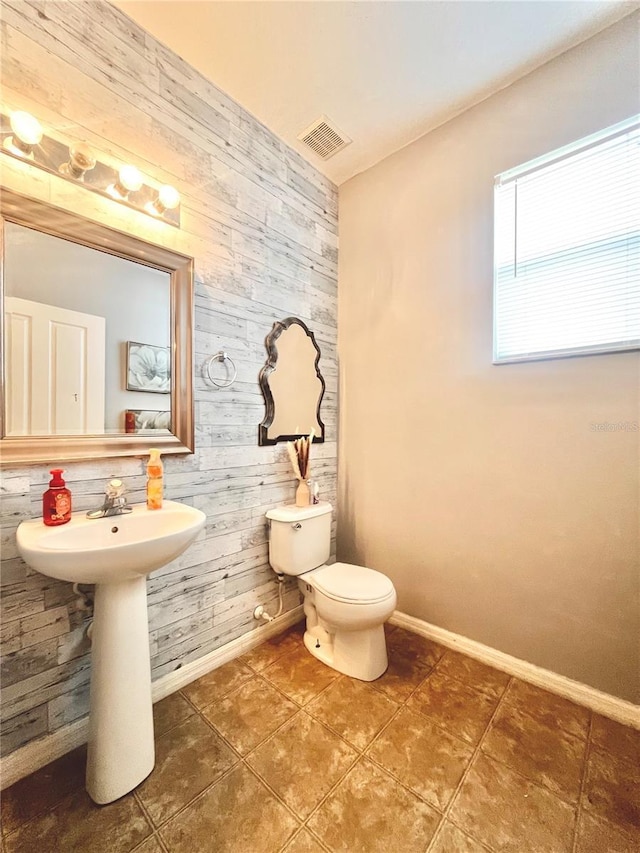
[0, 605, 303, 791]
[151, 605, 303, 704]
[390, 610, 640, 730]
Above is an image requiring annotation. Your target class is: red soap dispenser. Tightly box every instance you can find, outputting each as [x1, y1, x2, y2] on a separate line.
[42, 469, 72, 526]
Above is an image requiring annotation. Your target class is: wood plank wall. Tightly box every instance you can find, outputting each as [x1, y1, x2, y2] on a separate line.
[0, 0, 338, 757]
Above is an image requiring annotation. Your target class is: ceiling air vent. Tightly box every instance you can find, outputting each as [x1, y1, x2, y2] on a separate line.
[297, 115, 352, 160]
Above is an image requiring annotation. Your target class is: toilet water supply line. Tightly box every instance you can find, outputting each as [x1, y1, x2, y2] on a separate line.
[253, 574, 286, 623]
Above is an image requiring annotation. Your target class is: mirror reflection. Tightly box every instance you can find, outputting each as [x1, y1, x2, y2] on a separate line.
[4, 221, 171, 436]
[0, 188, 194, 467]
[259, 316, 325, 445]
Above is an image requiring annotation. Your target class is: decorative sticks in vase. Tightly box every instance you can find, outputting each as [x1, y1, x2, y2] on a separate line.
[287, 430, 315, 507]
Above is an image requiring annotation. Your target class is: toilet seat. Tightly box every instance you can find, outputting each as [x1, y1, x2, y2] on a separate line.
[307, 562, 394, 605]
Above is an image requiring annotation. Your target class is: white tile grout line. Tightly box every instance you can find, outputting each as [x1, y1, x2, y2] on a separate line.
[156, 833, 171, 853]
[243, 675, 363, 825]
[427, 821, 493, 853]
[171, 696, 292, 800]
[433, 677, 611, 852]
[571, 714, 593, 853]
[295, 655, 449, 847]
[131, 790, 153, 831]
[131, 793, 170, 853]
[146, 664, 349, 843]
[423, 677, 515, 853]
[281, 825, 331, 853]
[284, 639, 511, 851]
[295, 679, 414, 850]
[348, 637, 505, 851]
[248, 662, 417, 844]
[144, 683, 295, 836]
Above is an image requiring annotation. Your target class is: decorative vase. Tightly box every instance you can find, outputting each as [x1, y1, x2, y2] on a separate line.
[295, 479, 310, 507]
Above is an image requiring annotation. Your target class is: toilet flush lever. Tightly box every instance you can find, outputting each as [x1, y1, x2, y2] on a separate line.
[291, 522, 302, 530]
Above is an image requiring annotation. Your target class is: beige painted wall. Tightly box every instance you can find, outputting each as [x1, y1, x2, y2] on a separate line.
[338, 13, 640, 702]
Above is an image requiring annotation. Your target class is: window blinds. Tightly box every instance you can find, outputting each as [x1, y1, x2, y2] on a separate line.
[493, 115, 640, 363]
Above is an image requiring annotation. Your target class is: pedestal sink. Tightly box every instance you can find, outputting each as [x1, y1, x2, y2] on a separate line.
[16, 500, 206, 804]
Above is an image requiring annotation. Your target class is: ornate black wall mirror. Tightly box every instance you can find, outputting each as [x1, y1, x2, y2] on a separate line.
[258, 317, 325, 446]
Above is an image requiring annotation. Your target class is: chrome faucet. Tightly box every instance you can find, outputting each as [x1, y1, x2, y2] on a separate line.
[87, 479, 133, 519]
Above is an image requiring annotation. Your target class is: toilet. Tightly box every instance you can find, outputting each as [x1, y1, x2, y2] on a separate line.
[266, 501, 397, 681]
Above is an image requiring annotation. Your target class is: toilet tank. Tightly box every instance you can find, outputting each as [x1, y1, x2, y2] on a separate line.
[266, 502, 332, 576]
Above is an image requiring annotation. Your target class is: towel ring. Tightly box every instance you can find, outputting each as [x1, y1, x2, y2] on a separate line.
[204, 351, 237, 389]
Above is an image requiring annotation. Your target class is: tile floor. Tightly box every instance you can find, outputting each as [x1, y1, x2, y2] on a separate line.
[1, 622, 639, 852]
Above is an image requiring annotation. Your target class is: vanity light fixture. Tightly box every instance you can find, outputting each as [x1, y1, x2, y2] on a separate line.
[59, 142, 97, 181]
[3, 110, 43, 158]
[1, 109, 180, 227]
[146, 184, 180, 216]
[107, 164, 144, 200]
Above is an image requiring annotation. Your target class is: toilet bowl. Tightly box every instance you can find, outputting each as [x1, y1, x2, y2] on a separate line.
[266, 503, 397, 681]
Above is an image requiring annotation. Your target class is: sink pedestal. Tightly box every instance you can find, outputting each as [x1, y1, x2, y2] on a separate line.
[87, 576, 155, 804]
[15, 501, 207, 805]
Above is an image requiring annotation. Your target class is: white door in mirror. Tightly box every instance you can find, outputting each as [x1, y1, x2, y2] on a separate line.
[5, 297, 105, 436]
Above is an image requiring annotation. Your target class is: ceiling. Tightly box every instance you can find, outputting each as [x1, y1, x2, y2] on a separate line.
[112, 1, 637, 185]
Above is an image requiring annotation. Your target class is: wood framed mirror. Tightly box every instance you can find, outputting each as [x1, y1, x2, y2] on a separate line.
[258, 316, 325, 446]
[0, 188, 194, 467]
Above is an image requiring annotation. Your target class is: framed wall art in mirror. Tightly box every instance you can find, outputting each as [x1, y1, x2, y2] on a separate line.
[0, 188, 194, 467]
[126, 342, 171, 394]
[258, 316, 325, 446]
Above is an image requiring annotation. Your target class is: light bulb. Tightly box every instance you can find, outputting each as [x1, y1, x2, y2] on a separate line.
[119, 164, 143, 192]
[158, 185, 180, 210]
[147, 184, 181, 216]
[10, 111, 43, 145]
[3, 110, 43, 158]
[59, 142, 96, 180]
[107, 164, 143, 199]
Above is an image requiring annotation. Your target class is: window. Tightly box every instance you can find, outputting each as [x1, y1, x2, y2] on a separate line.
[493, 115, 640, 363]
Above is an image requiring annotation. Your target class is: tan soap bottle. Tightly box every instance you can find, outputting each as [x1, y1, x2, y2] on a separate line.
[146, 449, 163, 510]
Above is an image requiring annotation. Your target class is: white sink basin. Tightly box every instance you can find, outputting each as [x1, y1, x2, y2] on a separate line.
[16, 500, 206, 584]
[16, 499, 206, 806]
